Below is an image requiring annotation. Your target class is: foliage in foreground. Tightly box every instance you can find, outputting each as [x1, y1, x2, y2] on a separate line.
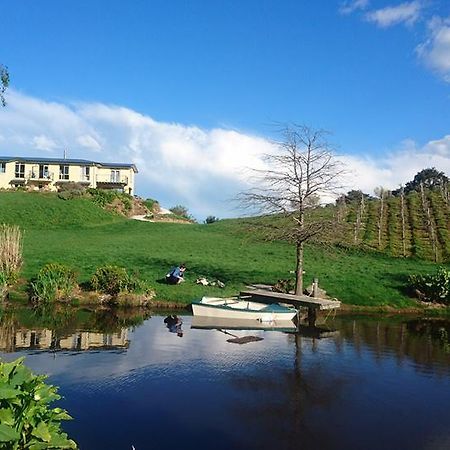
[31, 263, 78, 305]
[409, 267, 450, 305]
[0, 357, 77, 449]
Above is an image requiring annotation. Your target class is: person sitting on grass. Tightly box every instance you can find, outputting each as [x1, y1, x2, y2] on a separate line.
[166, 263, 186, 285]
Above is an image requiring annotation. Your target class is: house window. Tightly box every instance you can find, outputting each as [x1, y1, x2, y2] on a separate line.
[15, 163, 25, 178]
[0, 163, 5, 173]
[81, 166, 90, 181]
[110, 170, 120, 183]
[59, 165, 69, 180]
[39, 165, 49, 179]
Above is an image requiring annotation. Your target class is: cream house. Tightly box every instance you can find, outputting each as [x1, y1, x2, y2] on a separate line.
[0, 156, 138, 195]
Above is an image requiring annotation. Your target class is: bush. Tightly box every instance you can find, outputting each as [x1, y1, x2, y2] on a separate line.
[57, 182, 87, 200]
[169, 205, 194, 221]
[0, 357, 77, 449]
[0, 224, 23, 285]
[409, 267, 450, 304]
[31, 263, 78, 304]
[90, 265, 152, 297]
[87, 189, 133, 211]
[205, 215, 219, 224]
[143, 198, 160, 213]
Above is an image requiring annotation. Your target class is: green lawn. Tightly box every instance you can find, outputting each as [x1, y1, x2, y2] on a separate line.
[0, 192, 445, 307]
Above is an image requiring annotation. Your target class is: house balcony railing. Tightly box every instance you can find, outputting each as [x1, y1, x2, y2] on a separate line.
[26, 171, 55, 182]
[95, 175, 128, 185]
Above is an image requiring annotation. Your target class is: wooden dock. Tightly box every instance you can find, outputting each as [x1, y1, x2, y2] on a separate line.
[240, 289, 341, 310]
[240, 287, 341, 326]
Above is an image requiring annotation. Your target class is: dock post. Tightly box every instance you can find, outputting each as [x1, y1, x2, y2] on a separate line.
[312, 278, 319, 298]
[308, 307, 317, 327]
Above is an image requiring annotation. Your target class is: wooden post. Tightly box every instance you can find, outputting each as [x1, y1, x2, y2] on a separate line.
[312, 278, 319, 298]
[308, 307, 317, 327]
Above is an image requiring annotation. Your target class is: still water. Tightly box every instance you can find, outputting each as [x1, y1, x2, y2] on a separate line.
[1, 308, 450, 450]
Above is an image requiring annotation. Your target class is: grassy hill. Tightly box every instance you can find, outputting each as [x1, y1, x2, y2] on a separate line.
[0, 191, 447, 308]
[333, 190, 450, 263]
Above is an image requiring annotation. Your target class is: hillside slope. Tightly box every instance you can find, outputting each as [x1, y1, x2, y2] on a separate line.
[335, 190, 450, 263]
[0, 191, 123, 228]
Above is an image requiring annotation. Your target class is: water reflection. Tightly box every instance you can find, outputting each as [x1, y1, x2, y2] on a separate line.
[0, 308, 449, 449]
[0, 306, 150, 353]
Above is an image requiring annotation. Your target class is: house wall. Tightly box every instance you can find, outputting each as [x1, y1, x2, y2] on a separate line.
[0, 160, 136, 194]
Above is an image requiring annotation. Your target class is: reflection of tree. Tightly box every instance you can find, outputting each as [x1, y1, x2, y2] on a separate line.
[226, 333, 349, 449]
[333, 317, 450, 373]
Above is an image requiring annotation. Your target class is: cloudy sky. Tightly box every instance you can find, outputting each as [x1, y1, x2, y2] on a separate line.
[1, 1, 449, 219]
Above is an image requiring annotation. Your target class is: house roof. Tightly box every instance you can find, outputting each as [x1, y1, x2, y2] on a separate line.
[0, 156, 138, 173]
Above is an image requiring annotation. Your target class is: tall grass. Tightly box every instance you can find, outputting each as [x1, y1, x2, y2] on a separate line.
[0, 224, 23, 284]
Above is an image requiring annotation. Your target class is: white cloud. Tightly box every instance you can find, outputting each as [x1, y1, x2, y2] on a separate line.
[77, 134, 102, 151]
[32, 134, 58, 151]
[417, 16, 450, 82]
[0, 90, 449, 218]
[339, 0, 369, 15]
[341, 136, 450, 195]
[365, 1, 422, 28]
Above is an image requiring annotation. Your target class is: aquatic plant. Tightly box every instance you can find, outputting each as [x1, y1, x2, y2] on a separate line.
[31, 263, 78, 304]
[0, 357, 77, 449]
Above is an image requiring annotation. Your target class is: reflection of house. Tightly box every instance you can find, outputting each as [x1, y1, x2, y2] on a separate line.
[0, 156, 138, 195]
[0, 328, 129, 352]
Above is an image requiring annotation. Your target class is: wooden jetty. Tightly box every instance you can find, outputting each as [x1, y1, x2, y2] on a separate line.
[240, 287, 341, 326]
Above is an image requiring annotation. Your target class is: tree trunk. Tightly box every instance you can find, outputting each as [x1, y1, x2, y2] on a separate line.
[295, 241, 304, 295]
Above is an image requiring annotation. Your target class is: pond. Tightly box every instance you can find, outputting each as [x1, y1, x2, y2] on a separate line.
[0, 308, 450, 450]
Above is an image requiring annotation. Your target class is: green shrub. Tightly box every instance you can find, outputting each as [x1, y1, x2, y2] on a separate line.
[87, 189, 133, 211]
[31, 263, 78, 304]
[409, 267, 450, 304]
[90, 265, 152, 297]
[87, 189, 117, 207]
[205, 215, 219, 224]
[91, 265, 131, 296]
[143, 198, 160, 212]
[0, 357, 77, 449]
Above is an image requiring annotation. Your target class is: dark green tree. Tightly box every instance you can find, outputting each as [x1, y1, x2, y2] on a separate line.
[0, 64, 9, 107]
[401, 168, 448, 194]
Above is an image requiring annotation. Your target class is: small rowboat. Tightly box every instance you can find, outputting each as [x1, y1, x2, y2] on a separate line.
[191, 296, 297, 322]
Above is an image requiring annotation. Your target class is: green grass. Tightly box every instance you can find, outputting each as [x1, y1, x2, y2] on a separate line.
[1, 191, 447, 307]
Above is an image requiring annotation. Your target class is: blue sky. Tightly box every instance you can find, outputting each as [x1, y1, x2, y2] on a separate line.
[0, 1, 449, 218]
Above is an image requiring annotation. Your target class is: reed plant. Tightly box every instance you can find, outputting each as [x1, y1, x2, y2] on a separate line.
[0, 224, 23, 285]
[31, 263, 78, 304]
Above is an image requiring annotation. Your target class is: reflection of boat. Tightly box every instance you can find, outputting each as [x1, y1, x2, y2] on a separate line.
[191, 297, 297, 322]
[191, 315, 297, 332]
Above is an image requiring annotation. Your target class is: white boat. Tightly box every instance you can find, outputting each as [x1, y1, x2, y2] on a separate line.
[191, 296, 297, 322]
[191, 315, 297, 332]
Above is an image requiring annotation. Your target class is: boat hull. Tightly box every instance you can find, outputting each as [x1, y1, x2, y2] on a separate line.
[191, 298, 297, 322]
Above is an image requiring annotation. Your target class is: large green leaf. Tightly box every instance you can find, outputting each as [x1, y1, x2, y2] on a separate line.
[0, 387, 20, 399]
[49, 433, 78, 449]
[31, 422, 51, 443]
[0, 408, 14, 425]
[0, 423, 19, 442]
[9, 364, 32, 387]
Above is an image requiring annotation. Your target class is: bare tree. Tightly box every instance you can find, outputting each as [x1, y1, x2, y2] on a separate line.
[238, 124, 345, 295]
[374, 186, 390, 249]
[399, 185, 407, 257]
